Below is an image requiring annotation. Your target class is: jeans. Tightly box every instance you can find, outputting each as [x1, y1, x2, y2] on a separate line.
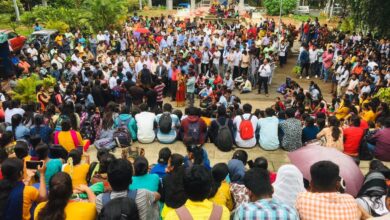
[300, 63, 310, 77]
[323, 67, 330, 82]
[233, 66, 240, 79]
[187, 92, 194, 107]
[367, 143, 375, 153]
[170, 80, 177, 101]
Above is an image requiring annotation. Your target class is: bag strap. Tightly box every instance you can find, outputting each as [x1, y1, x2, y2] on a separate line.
[101, 192, 111, 206]
[175, 206, 193, 220]
[70, 130, 80, 147]
[209, 204, 223, 220]
[128, 189, 137, 200]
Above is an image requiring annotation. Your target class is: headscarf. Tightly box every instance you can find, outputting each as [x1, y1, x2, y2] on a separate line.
[272, 164, 306, 207]
[227, 159, 245, 184]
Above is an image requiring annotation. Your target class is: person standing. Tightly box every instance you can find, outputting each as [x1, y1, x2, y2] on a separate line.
[170, 64, 179, 101]
[176, 71, 186, 107]
[299, 44, 310, 79]
[257, 58, 271, 96]
[186, 71, 196, 107]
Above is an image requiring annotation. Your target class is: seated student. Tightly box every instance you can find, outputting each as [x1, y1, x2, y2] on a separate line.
[233, 104, 258, 148]
[63, 149, 90, 189]
[239, 75, 252, 94]
[159, 154, 187, 219]
[130, 156, 160, 192]
[180, 107, 208, 145]
[30, 114, 52, 145]
[209, 163, 234, 211]
[249, 157, 277, 183]
[150, 147, 171, 178]
[165, 165, 230, 219]
[228, 159, 249, 210]
[113, 105, 137, 142]
[184, 145, 211, 170]
[200, 109, 212, 128]
[98, 197, 139, 220]
[90, 152, 116, 192]
[209, 106, 234, 151]
[95, 159, 160, 220]
[135, 104, 156, 143]
[279, 108, 303, 151]
[54, 119, 84, 152]
[6, 114, 30, 140]
[233, 168, 299, 220]
[0, 158, 47, 220]
[301, 117, 319, 144]
[198, 83, 213, 100]
[0, 131, 15, 156]
[34, 172, 96, 220]
[154, 103, 180, 144]
[296, 161, 364, 220]
[257, 108, 280, 150]
[369, 117, 390, 162]
[343, 115, 364, 157]
[35, 143, 62, 186]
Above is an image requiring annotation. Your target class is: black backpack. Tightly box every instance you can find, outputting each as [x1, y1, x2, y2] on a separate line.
[80, 117, 96, 143]
[359, 130, 374, 161]
[215, 119, 233, 152]
[159, 113, 172, 134]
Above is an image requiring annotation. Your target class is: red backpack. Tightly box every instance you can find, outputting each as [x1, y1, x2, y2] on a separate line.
[239, 115, 254, 140]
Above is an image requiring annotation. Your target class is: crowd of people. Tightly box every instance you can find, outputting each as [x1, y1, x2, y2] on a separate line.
[0, 10, 389, 220]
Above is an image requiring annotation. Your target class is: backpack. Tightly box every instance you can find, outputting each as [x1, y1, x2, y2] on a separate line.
[111, 87, 121, 100]
[359, 130, 374, 161]
[159, 113, 172, 134]
[175, 204, 222, 220]
[101, 190, 138, 206]
[113, 118, 131, 147]
[239, 115, 254, 140]
[215, 119, 233, 152]
[80, 116, 96, 143]
[55, 115, 70, 131]
[186, 120, 201, 144]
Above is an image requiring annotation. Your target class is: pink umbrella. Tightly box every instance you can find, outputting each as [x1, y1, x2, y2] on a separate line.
[288, 143, 364, 197]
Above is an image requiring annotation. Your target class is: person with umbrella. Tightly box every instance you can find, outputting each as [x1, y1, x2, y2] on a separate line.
[296, 161, 368, 220]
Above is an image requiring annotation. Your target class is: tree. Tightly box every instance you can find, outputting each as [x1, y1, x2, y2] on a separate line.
[83, 0, 128, 31]
[348, 0, 390, 37]
[264, 0, 298, 16]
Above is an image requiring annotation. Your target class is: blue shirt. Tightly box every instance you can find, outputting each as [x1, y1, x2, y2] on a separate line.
[234, 199, 299, 220]
[6, 125, 30, 140]
[150, 163, 167, 178]
[258, 116, 280, 150]
[30, 125, 53, 144]
[129, 174, 160, 192]
[155, 113, 180, 144]
[302, 125, 320, 143]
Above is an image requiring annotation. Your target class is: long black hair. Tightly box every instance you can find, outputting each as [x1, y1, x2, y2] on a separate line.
[11, 114, 23, 139]
[209, 163, 228, 198]
[328, 116, 341, 141]
[60, 101, 78, 130]
[0, 158, 24, 219]
[37, 172, 73, 220]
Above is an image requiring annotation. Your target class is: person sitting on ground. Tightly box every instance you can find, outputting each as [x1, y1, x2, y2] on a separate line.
[184, 145, 211, 170]
[296, 161, 364, 220]
[249, 157, 277, 183]
[6, 114, 30, 140]
[233, 168, 299, 220]
[228, 159, 249, 209]
[165, 165, 230, 219]
[63, 149, 90, 189]
[209, 163, 234, 211]
[34, 172, 96, 220]
[95, 159, 160, 220]
[130, 156, 160, 192]
[35, 143, 62, 186]
[113, 105, 137, 142]
[233, 103, 258, 148]
[180, 107, 208, 145]
[239, 75, 252, 94]
[54, 119, 84, 152]
[150, 147, 171, 178]
[302, 116, 320, 144]
[257, 107, 280, 150]
[369, 117, 390, 162]
[316, 116, 344, 151]
[154, 103, 180, 144]
[209, 106, 234, 151]
[98, 197, 139, 220]
[279, 108, 303, 151]
[135, 103, 156, 143]
[272, 164, 306, 207]
[343, 115, 364, 157]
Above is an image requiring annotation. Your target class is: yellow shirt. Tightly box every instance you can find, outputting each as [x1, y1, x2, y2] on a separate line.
[55, 35, 63, 46]
[57, 131, 83, 152]
[23, 186, 39, 220]
[201, 117, 212, 127]
[34, 201, 96, 220]
[361, 110, 375, 123]
[210, 181, 233, 211]
[63, 163, 90, 188]
[335, 106, 350, 120]
[165, 199, 230, 220]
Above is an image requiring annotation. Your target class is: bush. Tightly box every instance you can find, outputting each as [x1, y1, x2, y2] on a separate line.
[340, 18, 355, 33]
[45, 20, 69, 33]
[0, 0, 24, 14]
[264, 0, 297, 16]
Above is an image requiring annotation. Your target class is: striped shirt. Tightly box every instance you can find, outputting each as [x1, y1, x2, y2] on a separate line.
[154, 83, 165, 102]
[233, 199, 299, 220]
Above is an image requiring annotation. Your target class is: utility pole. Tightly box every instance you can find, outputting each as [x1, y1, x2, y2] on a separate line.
[12, 0, 20, 22]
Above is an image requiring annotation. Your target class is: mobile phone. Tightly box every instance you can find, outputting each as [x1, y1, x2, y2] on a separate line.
[26, 161, 43, 170]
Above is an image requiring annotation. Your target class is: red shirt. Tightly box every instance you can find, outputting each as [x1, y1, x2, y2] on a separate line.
[343, 126, 364, 156]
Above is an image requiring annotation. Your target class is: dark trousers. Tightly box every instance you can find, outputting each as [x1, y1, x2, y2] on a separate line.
[171, 80, 177, 101]
[163, 76, 169, 96]
[201, 63, 209, 74]
[233, 66, 240, 79]
[300, 63, 310, 77]
[279, 55, 286, 67]
[258, 76, 269, 94]
[241, 67, 248, 76]
[310, 61, 318, 77]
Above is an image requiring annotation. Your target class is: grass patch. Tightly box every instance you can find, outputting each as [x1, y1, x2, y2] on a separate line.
[0, 13, 33, 36]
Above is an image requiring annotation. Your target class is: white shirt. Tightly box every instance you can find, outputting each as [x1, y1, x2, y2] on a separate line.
[27, 48, 38, 61]
[213, 51, 221, 65]
[135, 112, 156, 143]
[233, 113, 258, 148]
[309, 49, 318, 63]
[97, 34, 105, 42]
[258, 64, 272, 77]
[109, 76, 118, 89]
[233, 52, 241, 66]
[346, 78, 359, 95]
[5, 108, 25, 124]
[51, 57, 64, 70]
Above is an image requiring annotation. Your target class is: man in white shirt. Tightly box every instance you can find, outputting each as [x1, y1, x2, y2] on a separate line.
[232, 48, 241, 79]
[309, 44, 319, 79]
[109, 70, 118, 89]
[201, 47, 211, 74]
[346, 74, 359, 96]
[135, 104, 156, 143]
[5, 101, 25, 124]
[257, 58, 272, 96]
[26, 44, 38, 63]
[97, 31, 105, 42]
[233, 103, 258, 148]
[223, 73, 234, 91]
[212, 49, 221, 75]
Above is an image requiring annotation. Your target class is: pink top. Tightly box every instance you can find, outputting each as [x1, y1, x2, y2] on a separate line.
[322, 51, 334, 69]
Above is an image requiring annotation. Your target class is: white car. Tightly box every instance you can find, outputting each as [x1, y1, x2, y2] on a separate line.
[244, 4, 256, 12]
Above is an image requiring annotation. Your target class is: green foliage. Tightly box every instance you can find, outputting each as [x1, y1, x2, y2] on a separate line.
[11, 74, 43, 104]
[291, 65, 301, 77]
[45, 20, 69, 33]
[264, 0, 297, 16]
[340, 18, 355, 33]
[128, 0, 141, 11]
[0, 0, 24, 14]
[83, 0, 128, 31]
[373, 88, 390, 104]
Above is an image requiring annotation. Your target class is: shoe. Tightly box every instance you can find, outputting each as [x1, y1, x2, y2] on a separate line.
[299, 76, 302, 79]
[306, 76, 310, 79]
[315, 75, 318, 78]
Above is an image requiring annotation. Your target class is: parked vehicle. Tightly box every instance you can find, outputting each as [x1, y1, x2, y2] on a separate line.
[0, 30, 27, 52]
[244, 4, 256, 12]
[25, 29, 59, 50]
